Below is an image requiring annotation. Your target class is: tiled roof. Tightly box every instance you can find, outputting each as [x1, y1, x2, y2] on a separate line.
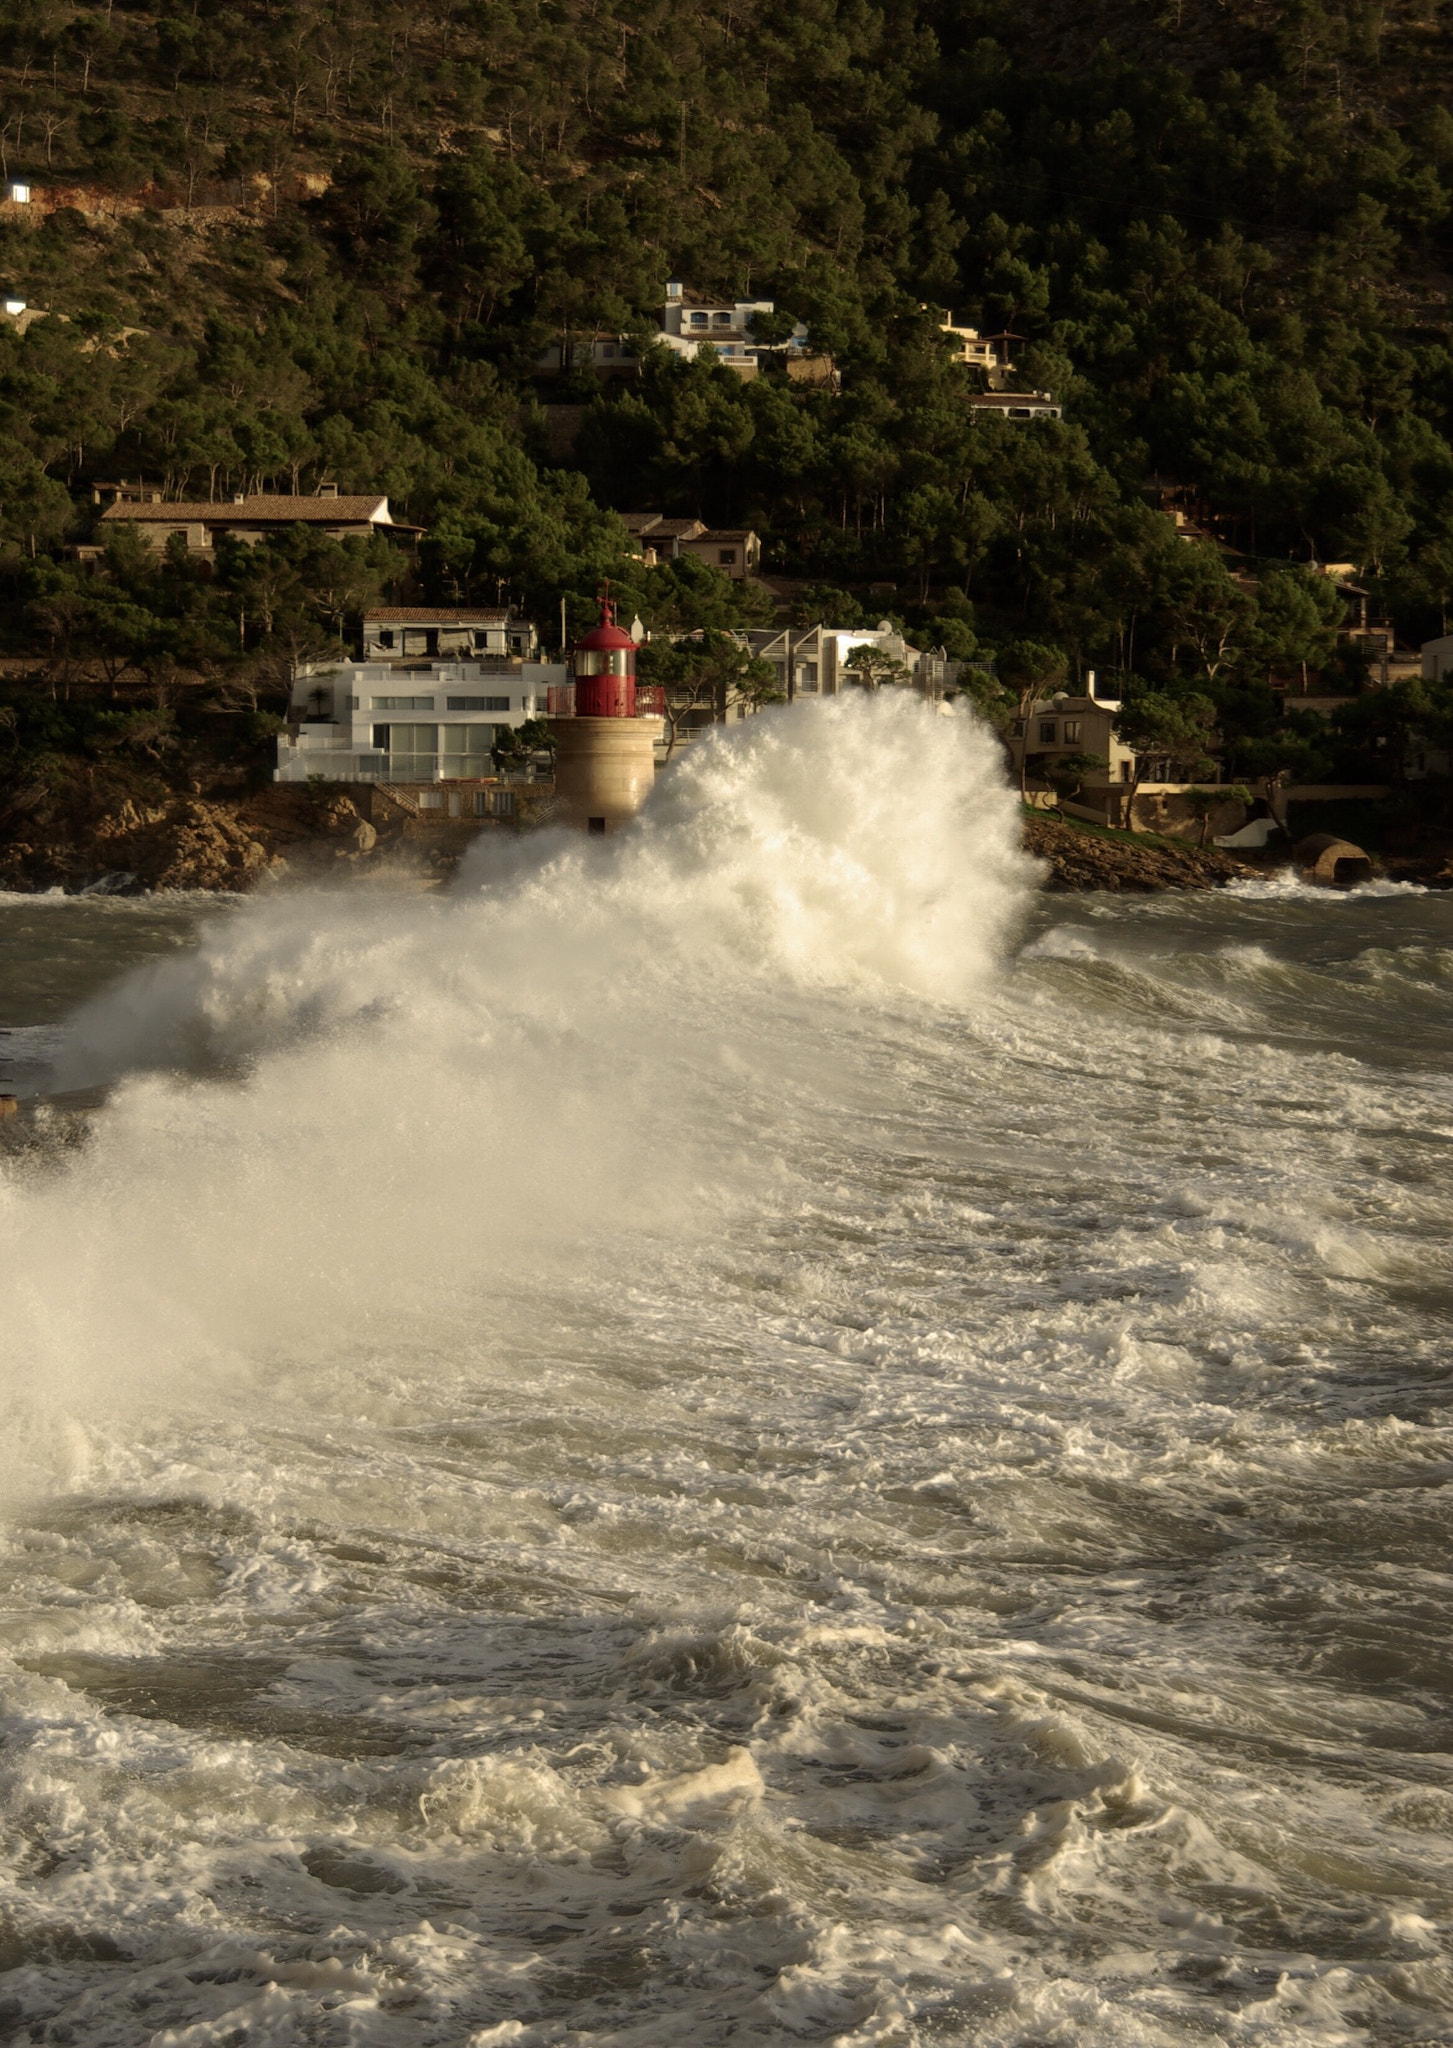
[365, 608, 511, 623]
[101, 494, 409, 524]
[620, 513, 708, 540]
[695, 528, 756, 542]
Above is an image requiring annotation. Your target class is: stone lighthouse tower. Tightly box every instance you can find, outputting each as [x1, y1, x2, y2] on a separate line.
[549, 593, 664, 833]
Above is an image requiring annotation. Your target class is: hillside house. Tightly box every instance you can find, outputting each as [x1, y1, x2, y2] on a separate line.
[937, 314, 1018, 386]
[537, 281, 815, 383]
[621, 514, 762, 579]
[1005, 682, 1242, 831]
[361, 608, 540, 660]
[739, 622, 954, 701]
[533, 334, 645, 377]
[276, 605, 563, 787]
[658, 280, 810, 378]
[95, 486, 422, 559]
[966, 390, 1063, 421]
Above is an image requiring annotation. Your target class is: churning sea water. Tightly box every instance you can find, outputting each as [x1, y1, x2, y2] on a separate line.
[0, 694, 1450, 2048]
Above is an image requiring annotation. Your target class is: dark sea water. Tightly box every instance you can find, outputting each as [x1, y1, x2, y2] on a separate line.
[0, 697, 1450, 2047]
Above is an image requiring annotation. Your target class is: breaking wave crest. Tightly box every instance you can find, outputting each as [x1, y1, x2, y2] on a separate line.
[2, 693, 1030, 1444]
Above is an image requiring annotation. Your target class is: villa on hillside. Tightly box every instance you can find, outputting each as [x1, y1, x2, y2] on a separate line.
[936, 313, 1019, 385]
[966, 390, 1063, 421]
[361, 607, 539, 660]
[91, 485, 422, 559]
[536, 280, 829, 385]
[740, 623, 958, 702]
[620, 515, 762, 579]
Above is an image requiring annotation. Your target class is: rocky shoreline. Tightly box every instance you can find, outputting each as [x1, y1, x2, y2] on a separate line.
[1022, 813, 1263, 890]
[0, 788, 1445, 896]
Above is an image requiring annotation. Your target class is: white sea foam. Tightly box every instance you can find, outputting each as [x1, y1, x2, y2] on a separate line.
[0, 695, 1450, 2045]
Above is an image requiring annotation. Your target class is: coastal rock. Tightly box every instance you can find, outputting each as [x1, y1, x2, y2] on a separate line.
[1024, 813, 1260, 891]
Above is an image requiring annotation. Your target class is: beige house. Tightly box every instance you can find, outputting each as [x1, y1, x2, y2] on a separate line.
[1006, 685, 1245, 833]
[1007, 690, 1132, 788]
[621, 514, 761, 579]
[94, 487, 421, 558]
[936, 315, 1017, 385]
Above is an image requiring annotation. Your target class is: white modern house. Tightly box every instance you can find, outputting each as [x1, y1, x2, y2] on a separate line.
[937, 314, 1015, 382]
[657, 281, 809, 376]
[739, 622, 951, 699]
[536, 281, 812, 382]
[1422, 632, 1453, 683]
[276, 606, 565, 785]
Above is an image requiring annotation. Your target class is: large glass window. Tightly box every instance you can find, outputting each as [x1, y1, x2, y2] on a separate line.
[388, 723, 439, 779]
[372, 695, 435, 710]
[440, 723, 501, 777]
[447, 696, 510, 711]
[1039, 720, 1057, 742]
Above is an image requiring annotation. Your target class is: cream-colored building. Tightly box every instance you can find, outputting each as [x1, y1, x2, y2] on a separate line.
[1006, 688, 1132, 786]
[620, 515, 762, 579]
[95, 486, 421, 558]
[1006, 684, 1243, 832]
[937, 315, 1014, 384]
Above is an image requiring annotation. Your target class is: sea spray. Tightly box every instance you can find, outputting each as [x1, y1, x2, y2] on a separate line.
[2, 692, 1032, 1447]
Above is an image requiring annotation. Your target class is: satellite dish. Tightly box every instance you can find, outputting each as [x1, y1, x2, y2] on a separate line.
[876, 619, 893, 633]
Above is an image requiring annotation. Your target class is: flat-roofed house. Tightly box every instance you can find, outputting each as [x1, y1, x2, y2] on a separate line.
[741, 623, 930, 701]
[966, 390, 1063, 421]
[276, 603, 563, 792]
[96, 488, 422, 558]
[362, 608, 539, 661]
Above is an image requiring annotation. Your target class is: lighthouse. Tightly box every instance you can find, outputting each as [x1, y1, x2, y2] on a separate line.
[549, 594, 664, 833]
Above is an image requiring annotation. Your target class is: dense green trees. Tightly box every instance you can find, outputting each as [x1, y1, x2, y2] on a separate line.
[0, 0, 1450, 789]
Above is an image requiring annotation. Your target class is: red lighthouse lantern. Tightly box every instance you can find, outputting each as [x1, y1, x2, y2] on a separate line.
[571, 592, 637, 718]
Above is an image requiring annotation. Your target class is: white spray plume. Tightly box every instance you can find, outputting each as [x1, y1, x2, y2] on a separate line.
[0, 695, 1032, 1463]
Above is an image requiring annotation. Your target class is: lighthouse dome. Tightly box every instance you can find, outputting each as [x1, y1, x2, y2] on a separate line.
[571, 596, 638, 716]
[574, 617, 637, 655]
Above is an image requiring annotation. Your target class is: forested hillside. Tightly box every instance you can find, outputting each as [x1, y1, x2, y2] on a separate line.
[3, 0, 1453, 801]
